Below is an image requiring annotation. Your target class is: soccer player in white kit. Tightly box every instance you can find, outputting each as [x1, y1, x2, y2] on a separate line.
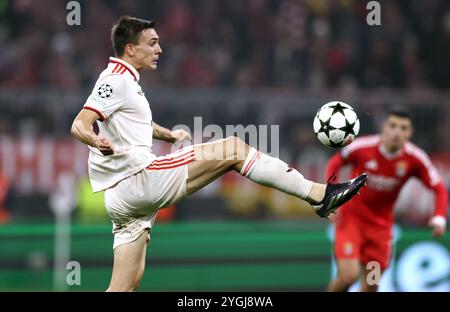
[71, 16, 367, 291]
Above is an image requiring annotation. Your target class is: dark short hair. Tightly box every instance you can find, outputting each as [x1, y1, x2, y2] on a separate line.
[385, 105, 413, 121]
[111, 16, 155, 57]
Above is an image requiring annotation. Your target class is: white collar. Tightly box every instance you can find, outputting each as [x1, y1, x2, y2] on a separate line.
[379, 144, 403, 160]
[109, 57, 140, 81]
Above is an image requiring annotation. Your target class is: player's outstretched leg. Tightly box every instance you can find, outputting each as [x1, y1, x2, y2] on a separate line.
[312, 173, 368, 218]
[187, 136, 367, 218]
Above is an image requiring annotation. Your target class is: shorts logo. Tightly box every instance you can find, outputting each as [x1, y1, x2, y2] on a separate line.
[97, 84, 113, 99]
[344, 242, 353, 255]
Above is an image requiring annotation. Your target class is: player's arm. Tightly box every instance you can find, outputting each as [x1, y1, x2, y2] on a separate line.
[325, 146, 357, 222]
[324, 152, 350, 222]
[326, 153, 346, 181]
[152, 122, 191, 144]
[71, 109, 114, 155]
[414, 154, 448, 237]
[326, 149, 354, 181]
[429, 182, 448, 237]
[71, 74, 125, 155]
[325, 137, 368, 181]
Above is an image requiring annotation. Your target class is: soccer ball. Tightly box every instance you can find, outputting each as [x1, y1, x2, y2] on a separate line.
[313, 101, 360, 148]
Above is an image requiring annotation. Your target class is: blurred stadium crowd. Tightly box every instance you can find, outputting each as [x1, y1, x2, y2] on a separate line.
[0, 0, 449, 224]
[2, 0, 450, 90]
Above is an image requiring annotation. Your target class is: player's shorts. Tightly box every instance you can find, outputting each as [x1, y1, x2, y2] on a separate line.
[334, 213, 393, 270]
[104, 146, 196, 249]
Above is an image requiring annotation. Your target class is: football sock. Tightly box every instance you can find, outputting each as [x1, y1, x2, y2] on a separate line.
[240, 148, 314, 200]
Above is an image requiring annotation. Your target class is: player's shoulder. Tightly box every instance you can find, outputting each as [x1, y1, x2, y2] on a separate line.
[352, 135, 381, 147]
[342, 135, 380, 157]
[96, 68, 128, 85]
[92, 70, 128, 96]
[404, 141, 432, 165]
[92, 57, 139, 91]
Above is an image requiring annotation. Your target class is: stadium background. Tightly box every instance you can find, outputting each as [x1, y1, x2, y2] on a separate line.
[0, 0, 449, 291]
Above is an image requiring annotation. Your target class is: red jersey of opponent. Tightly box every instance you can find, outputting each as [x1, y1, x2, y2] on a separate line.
[326, 135, 448, 227]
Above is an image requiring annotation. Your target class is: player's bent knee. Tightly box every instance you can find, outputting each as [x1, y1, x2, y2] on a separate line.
[225, 136, 245, 147]
[224, 136, 248, 160]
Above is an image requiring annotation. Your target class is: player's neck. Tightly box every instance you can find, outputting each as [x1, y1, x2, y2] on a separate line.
[117, 56, 142, 72]
[379, 143, 402, 159]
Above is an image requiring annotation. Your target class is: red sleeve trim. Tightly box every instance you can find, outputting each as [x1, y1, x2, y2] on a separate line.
[84, 106, 106, 122]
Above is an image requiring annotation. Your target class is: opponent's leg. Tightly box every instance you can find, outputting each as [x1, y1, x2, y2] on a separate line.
[327, 259, 361, 292]
[359, 230, 391, 292]
[360, 266, 382, 292]
[106, 230, 149, 292]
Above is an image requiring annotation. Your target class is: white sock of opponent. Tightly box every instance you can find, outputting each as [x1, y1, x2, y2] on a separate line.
[240, 148, 314, 200]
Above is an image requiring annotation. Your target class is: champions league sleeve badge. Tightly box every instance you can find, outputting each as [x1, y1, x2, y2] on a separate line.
[97, 83, 113, 99]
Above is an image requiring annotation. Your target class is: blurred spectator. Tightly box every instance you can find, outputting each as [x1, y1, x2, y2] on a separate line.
[2, 0, 450, 90]
[0, 169, 12, 223]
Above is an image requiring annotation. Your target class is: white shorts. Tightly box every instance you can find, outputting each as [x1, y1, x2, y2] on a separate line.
[104, 146, 196, 249]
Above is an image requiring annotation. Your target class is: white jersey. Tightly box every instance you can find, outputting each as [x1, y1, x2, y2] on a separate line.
[83, 57, 156, 192]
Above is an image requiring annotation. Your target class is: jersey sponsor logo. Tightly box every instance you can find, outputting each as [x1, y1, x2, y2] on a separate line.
[396, 161, 408, 177]
[365, 159, 378, 170]
[97, 83, 113, 99]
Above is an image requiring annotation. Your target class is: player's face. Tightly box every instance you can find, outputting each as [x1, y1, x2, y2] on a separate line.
[381, 115, 413, 152]
[133, 28, 162, 71]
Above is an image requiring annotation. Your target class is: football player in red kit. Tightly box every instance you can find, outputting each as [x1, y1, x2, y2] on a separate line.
[326, 106, 448, 292]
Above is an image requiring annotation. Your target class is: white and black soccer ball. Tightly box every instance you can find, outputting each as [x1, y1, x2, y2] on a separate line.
[97, 83, 113, 99]
[313, 101, 360, 148]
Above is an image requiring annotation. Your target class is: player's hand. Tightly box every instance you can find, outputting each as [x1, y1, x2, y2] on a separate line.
[94, 135, 114, 155]
[328, 213, 338, 223]
[429, 216, 446, 238]
[171, 129, 192, 144]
